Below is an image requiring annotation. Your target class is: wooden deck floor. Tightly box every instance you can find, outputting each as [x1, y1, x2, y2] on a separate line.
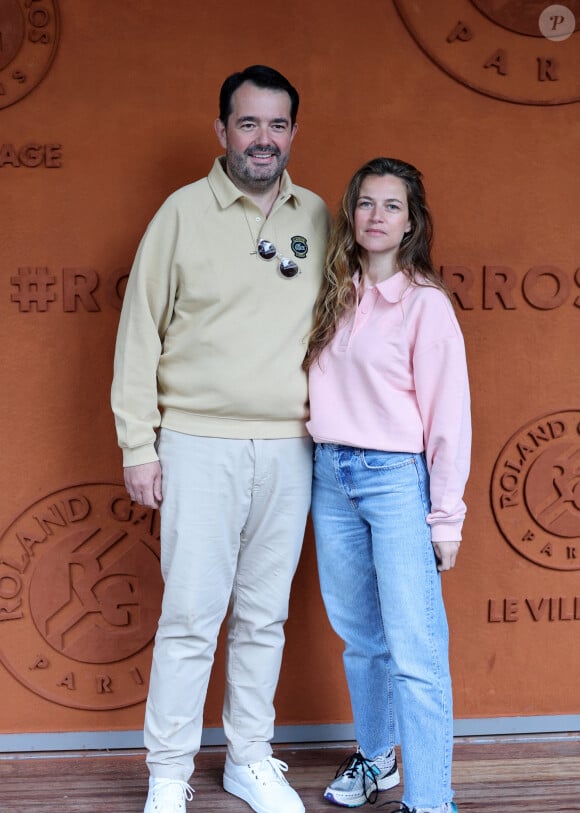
[1, 736, 579, 812]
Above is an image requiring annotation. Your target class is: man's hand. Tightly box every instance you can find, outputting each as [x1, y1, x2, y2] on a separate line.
[124, 461, 163, 509]
[432, 540, 460, 572]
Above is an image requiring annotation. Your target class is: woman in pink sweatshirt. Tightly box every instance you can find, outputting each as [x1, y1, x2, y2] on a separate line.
[304, 157, 470, 813]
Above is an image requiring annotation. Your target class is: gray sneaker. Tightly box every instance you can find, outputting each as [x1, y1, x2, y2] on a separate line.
[323, 748, 400, 807]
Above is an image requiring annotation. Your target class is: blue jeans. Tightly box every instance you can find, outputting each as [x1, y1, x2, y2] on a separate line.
[312, 444, 454, 810]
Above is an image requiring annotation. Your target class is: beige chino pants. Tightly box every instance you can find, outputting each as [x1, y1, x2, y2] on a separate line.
[144, 429, 313, 780]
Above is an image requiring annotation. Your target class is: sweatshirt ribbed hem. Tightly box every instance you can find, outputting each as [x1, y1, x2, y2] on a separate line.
[161, 410, 308, 440]
[121, 413, 309, 467]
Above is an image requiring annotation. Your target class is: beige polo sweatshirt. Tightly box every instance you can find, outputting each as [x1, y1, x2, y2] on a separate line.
[111, 157, 329, 467]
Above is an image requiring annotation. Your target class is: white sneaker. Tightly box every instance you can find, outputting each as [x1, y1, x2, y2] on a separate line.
[223, 755, 305, 813]
[143, 777, 194, 813]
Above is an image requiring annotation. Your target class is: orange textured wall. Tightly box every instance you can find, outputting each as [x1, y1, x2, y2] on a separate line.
[1, 0, 579, 738]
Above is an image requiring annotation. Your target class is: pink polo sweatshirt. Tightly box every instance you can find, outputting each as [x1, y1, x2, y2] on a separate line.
[307, 271, 471, 542]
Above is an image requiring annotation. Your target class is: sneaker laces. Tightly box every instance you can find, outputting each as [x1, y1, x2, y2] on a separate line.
[252, 756, 291, 786]
[334, 750, 382, 805]
[151, 779, 194, 810]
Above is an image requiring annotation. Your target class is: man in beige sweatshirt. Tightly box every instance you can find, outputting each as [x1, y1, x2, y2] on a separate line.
[111, 65, 329, 813]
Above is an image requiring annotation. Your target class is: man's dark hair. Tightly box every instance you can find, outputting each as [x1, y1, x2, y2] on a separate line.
[219, 65, 299, 126]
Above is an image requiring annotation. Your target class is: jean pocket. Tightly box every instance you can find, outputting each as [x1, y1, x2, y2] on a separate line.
[361, 450, 415, 471]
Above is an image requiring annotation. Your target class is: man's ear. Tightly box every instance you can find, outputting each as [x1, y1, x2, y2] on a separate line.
[214, 118, 227, 149]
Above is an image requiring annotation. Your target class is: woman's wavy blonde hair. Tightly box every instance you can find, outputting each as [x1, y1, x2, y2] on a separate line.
[303, 157, 450, 370]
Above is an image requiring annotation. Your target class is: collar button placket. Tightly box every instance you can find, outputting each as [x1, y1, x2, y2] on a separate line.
[243, 202, 263, 247]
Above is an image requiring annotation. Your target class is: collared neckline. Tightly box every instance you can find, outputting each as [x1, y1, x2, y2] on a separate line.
[375, 270, 414, 303]
[356, 269, 414, 303]
[208, 156, 300, 210]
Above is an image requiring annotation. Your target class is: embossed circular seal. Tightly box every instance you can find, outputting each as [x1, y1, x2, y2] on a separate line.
[491, 411, 580, 570]
[0, 0, 60, 110]
[393, 0, 580, 105]
[0, 484, 163, 709]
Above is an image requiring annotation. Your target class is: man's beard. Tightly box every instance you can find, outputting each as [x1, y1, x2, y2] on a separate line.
[226, 145, 289, 192]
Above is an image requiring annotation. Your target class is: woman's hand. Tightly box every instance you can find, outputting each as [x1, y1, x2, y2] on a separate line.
[433, 540, 460, 572]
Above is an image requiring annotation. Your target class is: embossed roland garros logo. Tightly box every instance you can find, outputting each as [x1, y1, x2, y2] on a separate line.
[0, 484, 163, 710]
[0, 0, 60, 110]
[491, 411, 580, 570]
[393, 0, 580, 105]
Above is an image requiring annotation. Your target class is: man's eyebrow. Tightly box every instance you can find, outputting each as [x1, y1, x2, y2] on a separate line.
[235, 115, 290, 124]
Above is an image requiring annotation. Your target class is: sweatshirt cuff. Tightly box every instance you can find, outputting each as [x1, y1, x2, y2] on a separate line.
[430, 521, 463, 543]
[122, 444, 159, 468]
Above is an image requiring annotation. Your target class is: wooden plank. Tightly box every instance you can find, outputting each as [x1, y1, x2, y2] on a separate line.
[0, 739, 579, 812]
